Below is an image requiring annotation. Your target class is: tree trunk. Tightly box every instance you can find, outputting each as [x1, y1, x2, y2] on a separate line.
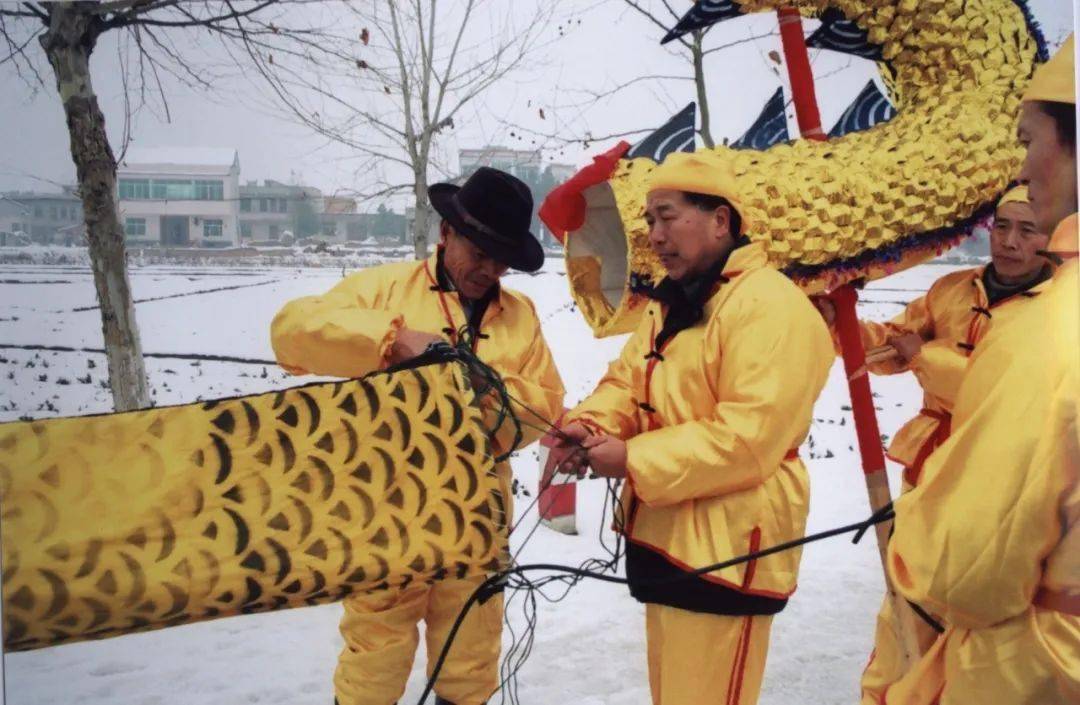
[40, 4, 150, 411]
[692, 31, 714, 149]
[412, 169, 431, 260]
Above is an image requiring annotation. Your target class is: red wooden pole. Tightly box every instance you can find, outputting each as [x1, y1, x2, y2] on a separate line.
[776, 7, 925, 665]
[777, 7, 826, 141]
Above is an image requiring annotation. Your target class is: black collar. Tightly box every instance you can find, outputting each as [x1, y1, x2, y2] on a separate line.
[981, 262, 1051, 306]
[645, 236, 748, 351]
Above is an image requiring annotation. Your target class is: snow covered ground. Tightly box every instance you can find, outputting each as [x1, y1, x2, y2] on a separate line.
[0, 256, 968, 704]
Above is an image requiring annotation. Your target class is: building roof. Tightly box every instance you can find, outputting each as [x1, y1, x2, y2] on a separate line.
[1, 191, 80, 205]
[240, 180, 320, 198]
[119, 147, 240, 173]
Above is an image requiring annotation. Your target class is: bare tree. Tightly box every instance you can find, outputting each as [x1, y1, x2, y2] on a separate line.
[623, 0, 717, 147]
[0, 1, 348, 411]
[508, 0, 780, 154]
[267, 0, 556, 259]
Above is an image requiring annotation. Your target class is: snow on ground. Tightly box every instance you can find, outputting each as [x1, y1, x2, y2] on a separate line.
[0, 256, 969, 704]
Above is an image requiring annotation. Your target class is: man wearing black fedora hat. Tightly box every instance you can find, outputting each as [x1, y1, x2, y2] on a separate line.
[272, 166, 565, 705]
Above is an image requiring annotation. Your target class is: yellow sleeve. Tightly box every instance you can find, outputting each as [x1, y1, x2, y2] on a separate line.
[887, 295, 1074, 628]
[564, 315, 653, 440]
[908, 339, 969, 408]
[484, 300, 566, 453]
[625, 280, 834, 506]
[833, 293, 936, 375]
[270, 271, 404, 378]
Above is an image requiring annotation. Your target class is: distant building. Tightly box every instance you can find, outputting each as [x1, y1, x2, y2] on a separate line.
[0, 190, 83, 245]
[314, 195, 359, 243]
[457, 147, 571, 247]
[548, 163, 576, 182]
[459, 146, 542, 185]
[238, 179, 321, 243]
[117, 147, 241, 248]
[320, 213, 370, 243]
[322, 196, 357, 215]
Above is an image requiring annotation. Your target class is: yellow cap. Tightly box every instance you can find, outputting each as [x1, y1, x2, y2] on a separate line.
[1023, 34, 1076, 104]
[996, 184, 1030, 208]
[647, 152, 751, 229]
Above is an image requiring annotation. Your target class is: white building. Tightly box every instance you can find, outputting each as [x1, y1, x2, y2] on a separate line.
[458, 146, 542, 184]
[117, 147, 241, 248]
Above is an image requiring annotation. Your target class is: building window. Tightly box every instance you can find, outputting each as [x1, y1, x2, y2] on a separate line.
[203, 219, 223, 238]
[240, 198, 251, 212]
[119, 179, 150, 200]
[259, 198, 269, 212]
[194, 180, 224, 201]
[124, 217, 146, 237]
[150, 179, 195, 200]
[269, 224, 280, 240]
[240, 222, 252, 238]
[277, 198, 288, 213]
[33, 206, 42, 218]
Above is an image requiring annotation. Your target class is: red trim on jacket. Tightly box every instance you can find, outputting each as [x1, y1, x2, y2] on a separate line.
[902, 408, 953, 487]
[422, 257, 481, 352]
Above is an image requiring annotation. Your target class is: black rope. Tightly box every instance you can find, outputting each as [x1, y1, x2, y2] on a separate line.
[0, 342, 278, 367]
[417, 503, 896, 705]
[67, 279, 278, 313]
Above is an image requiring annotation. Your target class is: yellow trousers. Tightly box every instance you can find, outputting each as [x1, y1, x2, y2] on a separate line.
[884, 610, 1080, 705]
[646, 604, 773, 705]
[334, 575, 503, 705]
[861, 594, 941, 704]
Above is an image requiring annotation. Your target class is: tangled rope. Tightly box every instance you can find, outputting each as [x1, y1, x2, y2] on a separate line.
[391, 337, 901, 705]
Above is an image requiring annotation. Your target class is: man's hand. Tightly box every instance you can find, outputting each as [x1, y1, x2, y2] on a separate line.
[547, 421, 592, 479]
[388, 328, 442, 365]
[811, 295, 836, 326]
[887, 332, 924, 363]
[581, 433, 627, 479]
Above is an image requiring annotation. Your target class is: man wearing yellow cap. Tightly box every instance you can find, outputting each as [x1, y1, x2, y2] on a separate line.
[272, 167, 566, 705]
[812, 184, 1054, 703]
[548, 152, 833, 705]
[884, 35, 1078, 705]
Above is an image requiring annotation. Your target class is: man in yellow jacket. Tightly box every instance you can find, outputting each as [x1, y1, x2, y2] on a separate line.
[549, 152, 834, 705]
[885, 35, 1078, 705]
[818, 185, 1051, 488]
[271, 167, 566, 705]
[814, 185, 1053, 703]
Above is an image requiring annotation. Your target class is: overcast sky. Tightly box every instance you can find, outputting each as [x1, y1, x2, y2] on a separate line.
[0, 0, 1073, 209]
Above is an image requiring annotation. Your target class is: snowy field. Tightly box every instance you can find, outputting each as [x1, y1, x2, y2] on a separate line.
[0, 256, 967, 704]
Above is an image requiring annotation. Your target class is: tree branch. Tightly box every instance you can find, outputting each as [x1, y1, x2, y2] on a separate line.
[109, 0, 276, 30]
[620, 0, 690, 49]
[18, 3, 48, 22]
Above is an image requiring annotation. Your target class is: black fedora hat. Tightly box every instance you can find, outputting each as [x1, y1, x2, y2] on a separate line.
[428, 166, 544, 273]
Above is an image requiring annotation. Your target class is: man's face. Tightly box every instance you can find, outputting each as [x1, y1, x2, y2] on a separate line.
[1018, 103, 1078, 234]
[644, 189, 732, 282]
[440, 223, 508, 300]
[989, 201, 1050, 281]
